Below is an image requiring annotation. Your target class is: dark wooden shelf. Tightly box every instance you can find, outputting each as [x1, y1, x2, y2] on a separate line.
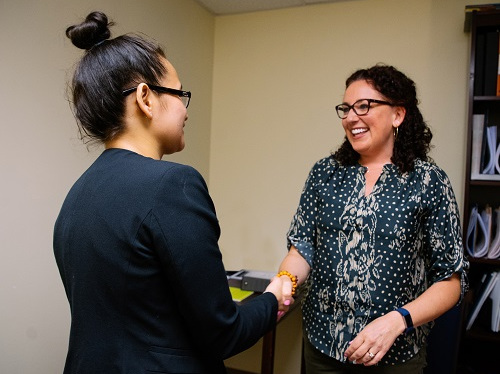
[460, 9, 500, 374]
[467, 257, 500, 266]
[473, 95, 500, 100]
[469, 180, 500, 186]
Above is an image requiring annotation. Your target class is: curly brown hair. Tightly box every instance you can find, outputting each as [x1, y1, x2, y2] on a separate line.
[333, 64, 433, 173]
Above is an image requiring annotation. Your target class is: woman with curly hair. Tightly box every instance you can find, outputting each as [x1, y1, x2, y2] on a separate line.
[276, 64, 468, 373]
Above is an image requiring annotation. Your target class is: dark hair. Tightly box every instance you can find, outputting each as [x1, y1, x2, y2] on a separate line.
[65, 11, 167, 142]
[333, 64, 433, 173]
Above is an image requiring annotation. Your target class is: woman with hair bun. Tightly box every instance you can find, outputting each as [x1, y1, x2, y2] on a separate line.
[276, 64, 469, 373]
[54, 11, 293, 374]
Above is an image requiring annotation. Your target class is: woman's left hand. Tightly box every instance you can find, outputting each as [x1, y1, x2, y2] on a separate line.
[343, 311, 405, 366]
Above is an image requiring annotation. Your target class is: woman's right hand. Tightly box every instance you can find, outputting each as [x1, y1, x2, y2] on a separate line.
[264, 276, 294, 320]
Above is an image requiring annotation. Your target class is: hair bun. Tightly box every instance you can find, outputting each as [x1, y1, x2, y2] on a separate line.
[66, 11, 113, 50]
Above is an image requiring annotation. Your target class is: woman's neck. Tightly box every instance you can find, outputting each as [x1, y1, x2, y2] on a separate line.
[105, 137, 162, 160]
[359, 159, 392, 169]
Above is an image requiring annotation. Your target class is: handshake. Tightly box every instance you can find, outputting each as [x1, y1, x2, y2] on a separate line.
[265, 271, 297, 321]
[228, 265, 303, 321]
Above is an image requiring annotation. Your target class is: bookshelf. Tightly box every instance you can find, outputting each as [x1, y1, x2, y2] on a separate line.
[459, 8, 500, 374]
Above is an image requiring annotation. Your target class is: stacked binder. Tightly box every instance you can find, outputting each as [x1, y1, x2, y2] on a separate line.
[466, 205, 500, 259]
[471, 114, 500, 180]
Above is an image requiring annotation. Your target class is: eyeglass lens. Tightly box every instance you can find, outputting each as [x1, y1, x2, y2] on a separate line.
[181, 96, 190, 108]
[336, 99, 371, 119]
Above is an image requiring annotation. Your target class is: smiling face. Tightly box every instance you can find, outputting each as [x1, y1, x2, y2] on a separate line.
[341, 79, 405, 164]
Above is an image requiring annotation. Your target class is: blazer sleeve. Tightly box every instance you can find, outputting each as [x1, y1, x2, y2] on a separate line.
[151, 164, 278, 359]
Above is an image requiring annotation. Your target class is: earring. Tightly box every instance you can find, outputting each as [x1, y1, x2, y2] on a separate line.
[393, 126, 399, 138]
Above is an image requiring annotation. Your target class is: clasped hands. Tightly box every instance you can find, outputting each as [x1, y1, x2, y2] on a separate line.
[264, 275, 295, 321]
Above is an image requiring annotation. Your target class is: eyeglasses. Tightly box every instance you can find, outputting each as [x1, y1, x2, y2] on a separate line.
[122, 85, 191, 108]
[335, 98, 393, 119]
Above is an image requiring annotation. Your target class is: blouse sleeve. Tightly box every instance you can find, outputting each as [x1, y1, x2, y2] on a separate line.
[151, 164, 278, 359]
[420, 165, 469, 300]
[287, 158, 335, 267]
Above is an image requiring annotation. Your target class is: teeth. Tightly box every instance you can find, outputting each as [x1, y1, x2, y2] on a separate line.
[352, 128, 368, 135]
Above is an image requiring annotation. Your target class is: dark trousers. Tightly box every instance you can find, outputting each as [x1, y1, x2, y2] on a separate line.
[303, 338, 427, 374]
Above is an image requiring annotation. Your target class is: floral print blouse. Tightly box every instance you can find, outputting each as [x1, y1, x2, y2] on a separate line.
[288, 156, 469, 365]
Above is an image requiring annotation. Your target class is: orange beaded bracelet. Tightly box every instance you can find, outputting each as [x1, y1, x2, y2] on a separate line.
[277, 270, 298, 296]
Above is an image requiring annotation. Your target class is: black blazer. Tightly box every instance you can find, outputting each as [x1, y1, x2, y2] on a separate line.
[54, 149, 278, 373]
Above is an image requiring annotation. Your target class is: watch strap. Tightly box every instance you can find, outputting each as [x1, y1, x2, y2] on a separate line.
[396, 307, 414, 334]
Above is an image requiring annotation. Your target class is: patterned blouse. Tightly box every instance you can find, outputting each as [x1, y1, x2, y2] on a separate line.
[288, 156, 469, 365]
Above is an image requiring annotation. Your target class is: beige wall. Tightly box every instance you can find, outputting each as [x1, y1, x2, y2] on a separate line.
[0, 0, 487, 373]
[0, 0, 214, 373]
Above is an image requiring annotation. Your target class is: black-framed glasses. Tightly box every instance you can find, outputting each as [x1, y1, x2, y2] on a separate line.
[122, 85, 191, 108]
[335, 98, 393, 119]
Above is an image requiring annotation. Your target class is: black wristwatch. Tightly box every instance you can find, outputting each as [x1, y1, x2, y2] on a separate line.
[396, 307, 415, 334]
